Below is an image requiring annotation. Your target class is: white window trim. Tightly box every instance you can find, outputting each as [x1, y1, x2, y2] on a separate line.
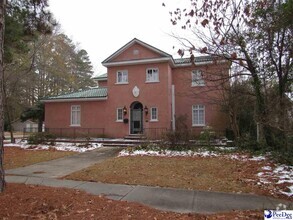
[146, 68, 159, 83]
[191, 70, 205, 87]
[116, 70, 128, 84]
[70, 105, 81, 126]
[192, 105, 205, 126]
[116, 108, 123, 122]
[150, 107, 158, 122]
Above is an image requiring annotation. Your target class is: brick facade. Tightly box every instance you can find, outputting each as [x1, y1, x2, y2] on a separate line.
[44, 39, 230, 139]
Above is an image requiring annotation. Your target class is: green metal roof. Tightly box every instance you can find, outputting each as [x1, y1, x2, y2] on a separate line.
[44, 87, 107, 101]
[174, 56, 214, 64]
[92, 73, 108, 80]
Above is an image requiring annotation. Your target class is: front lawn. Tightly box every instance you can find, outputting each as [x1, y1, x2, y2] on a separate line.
[64, 148, 293, 200]
[4, 147, 76, 170]
[65, 156, 257, 193]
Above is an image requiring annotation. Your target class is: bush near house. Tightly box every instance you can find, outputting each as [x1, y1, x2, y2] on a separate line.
[27, 132, 56, 145]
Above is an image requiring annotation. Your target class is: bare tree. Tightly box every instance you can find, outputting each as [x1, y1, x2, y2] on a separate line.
[166, 0, 292, 148]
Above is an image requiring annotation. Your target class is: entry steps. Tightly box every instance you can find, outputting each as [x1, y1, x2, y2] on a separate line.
[124, 134, 147, 140]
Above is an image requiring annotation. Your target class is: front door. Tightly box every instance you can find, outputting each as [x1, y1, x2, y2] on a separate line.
[130, 102, 143, 134]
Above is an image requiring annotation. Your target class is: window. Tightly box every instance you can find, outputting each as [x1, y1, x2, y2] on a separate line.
[191, 70, 205, 86]
[116, 70, 128, 84]
[150, 107, 158, 121]
[116, 108, 123, 122]
[192, 105, 205, 126]
[71, 105, 81, 126]
[146, 68, 159, 82]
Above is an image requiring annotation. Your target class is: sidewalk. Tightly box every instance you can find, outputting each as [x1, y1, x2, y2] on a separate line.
[5, 147, 292, 214]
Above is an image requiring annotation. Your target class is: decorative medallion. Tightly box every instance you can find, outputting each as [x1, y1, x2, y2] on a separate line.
[132, 86, 140, 97]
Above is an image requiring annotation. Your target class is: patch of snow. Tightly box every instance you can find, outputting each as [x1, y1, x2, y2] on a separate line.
[262, 166, 272, 171]
[279, 185, 293, 197]
[119, 149, 218, 158]
[229, 155, 240, 160]
[4, 143, 23, 148]
[257, 172, 264, 177]
[256, 163, 293, 197]
[216, 147, 237, 151]
[258, 179, 271, 184]
[249, 156, 266, 161]
[277, 179, 293, 184]
[4, 140, 102, 152]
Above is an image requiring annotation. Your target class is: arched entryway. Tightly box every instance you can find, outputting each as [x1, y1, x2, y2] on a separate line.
[130, 101, 143, 134]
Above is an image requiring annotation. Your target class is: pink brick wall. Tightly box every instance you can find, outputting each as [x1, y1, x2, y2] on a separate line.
[44, 41, 230, 139]
[172, 62, 230, 136]
[104, 62, 172, 137]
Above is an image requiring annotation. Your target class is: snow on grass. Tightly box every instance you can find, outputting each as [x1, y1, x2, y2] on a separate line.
[4, 140, 102, 153]
[281, 186, 293, 197]
[119, 148, 218, 157]
[119, 147, 266, 161]
[119, 147, 293, 197]
[257, 164, 293, 197]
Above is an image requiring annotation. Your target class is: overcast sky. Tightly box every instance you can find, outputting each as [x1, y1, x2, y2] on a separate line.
[49, 0, 185, 76]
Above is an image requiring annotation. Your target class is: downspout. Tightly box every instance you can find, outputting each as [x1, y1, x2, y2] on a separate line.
[172, 85, 175, 131]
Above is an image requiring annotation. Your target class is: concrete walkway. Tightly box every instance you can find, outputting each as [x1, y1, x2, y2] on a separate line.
[5, 147, 292, 214]
[6, 147, 121, 178]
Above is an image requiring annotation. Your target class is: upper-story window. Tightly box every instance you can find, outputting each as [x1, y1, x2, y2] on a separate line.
[146, 68, 159, 82]
[191, 70, 205, 86]
[116, 70, 128, 84]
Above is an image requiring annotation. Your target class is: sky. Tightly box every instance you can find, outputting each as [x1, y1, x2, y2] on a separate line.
[49, 0, 185, 76]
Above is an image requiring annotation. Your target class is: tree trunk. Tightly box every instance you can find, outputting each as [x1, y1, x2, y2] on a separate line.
[4, 89, 15, 143]
[278, 92, 288, 150]
[251, 74, 267, 145]
[229, 108, 240, 139]
[242, 45, 268, 146]
[0, 0, 6, 193]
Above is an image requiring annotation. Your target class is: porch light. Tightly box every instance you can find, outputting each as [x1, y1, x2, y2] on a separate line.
[144, 105, 148, 115]
[123, 106, 127, 115]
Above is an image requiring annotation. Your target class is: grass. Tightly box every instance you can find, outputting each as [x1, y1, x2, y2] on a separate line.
[65, 155, 262, 194]
[4, 147, 76, 169]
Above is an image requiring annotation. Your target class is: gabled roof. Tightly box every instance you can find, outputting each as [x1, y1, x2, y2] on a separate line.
[43, 87, 108, 102]
[102, 38, 174, 67]
[101, 38, 227, 69]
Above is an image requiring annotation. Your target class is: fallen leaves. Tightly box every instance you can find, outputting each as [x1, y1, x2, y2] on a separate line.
[0, 183, 263, 219]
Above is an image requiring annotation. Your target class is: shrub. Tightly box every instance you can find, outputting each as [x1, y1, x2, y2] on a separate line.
[27, 132, 56, 145]
[199, 126, 216, 146]
[235, 137, 265, 152]
[162, 114, 192, 150]
[271, 148, 293, 165]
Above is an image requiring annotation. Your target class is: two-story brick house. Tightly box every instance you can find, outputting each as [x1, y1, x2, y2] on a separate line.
[44, 38, 230, 138]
